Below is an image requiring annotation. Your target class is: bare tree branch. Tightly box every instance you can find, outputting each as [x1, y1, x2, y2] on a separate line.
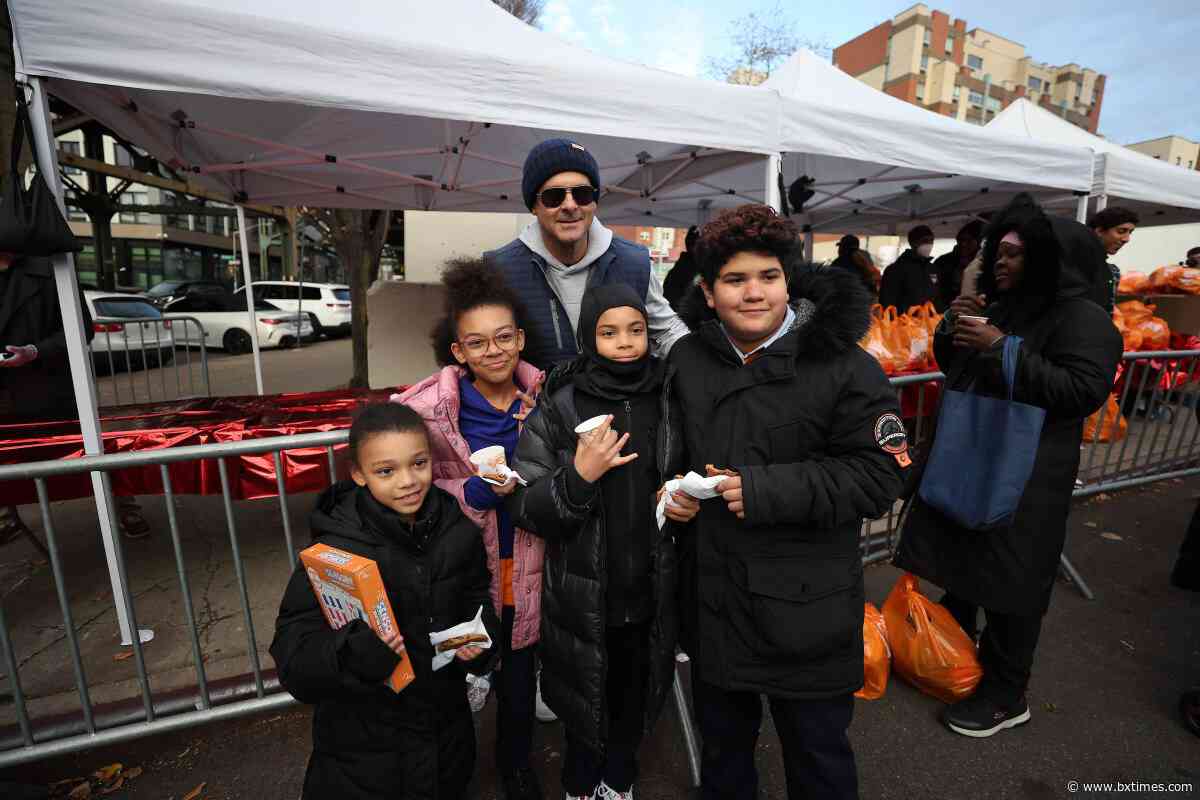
[705, 3, 829, 86]
[491, 0, 544, 27]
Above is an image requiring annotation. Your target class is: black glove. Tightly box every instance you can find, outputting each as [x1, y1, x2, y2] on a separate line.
[338, 620, 401, 684]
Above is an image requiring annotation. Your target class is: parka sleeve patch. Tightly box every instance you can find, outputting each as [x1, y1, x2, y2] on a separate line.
[874, 413, 911, 467]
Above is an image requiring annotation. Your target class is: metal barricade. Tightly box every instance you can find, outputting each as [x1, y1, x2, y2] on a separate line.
[89, 316, 211, 406]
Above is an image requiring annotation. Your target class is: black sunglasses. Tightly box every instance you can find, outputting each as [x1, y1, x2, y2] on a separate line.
[538, 185, 597, 208]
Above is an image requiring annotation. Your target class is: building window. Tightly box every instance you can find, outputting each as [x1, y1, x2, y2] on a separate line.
[119, 191, 151, 224]
[1178, 157, 1183, 165]
[985, 96, 1002, 111]
[114, 145, 134, 168]
[920, 54, 929, 72]
[967, 54, 983, 70]
[1029, 77, 1042, 91]
[1190, 161, 1194, 169]
[63, 189, 87, 222]
[968, 90, 984, 107]
[916, 81, 925, 101]
[953, 85, 961, 100]
[923, 29, 931, 46]
[59, 140, 83, 175]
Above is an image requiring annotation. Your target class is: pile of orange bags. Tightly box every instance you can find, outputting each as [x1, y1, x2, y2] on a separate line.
[1115, 300, 1171, 351]
[855, 603, 891, 701]
[1148, 265, 1200, 295]
[860, 302, 942, 375]
[882, 574, 982, 704]
[1083, 393, 1127, 443]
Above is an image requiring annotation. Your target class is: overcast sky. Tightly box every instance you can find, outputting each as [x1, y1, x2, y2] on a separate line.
[540, 0, 1199, 145]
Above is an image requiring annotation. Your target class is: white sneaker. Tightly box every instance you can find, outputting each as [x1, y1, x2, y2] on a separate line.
[596, 782, 633, 800]
[465, 671, 491, 713]
[535, 672, 558, 722]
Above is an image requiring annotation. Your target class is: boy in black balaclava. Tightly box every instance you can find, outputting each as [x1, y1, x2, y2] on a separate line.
[508, 283, 688, 800]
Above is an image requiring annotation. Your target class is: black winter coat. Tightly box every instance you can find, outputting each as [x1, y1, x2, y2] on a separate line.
[507, 361, 683, 755]
[879, 248, 937, 313]
[671, 268, 907, 698]
[932, 249, 965, 311]
[270, 483, 498, 800]
[0, 257, 93, 421]
[895, 221, 1123, 616]
[1049, 215, 1115, 313]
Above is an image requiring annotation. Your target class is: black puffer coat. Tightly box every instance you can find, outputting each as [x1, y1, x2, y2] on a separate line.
[671, 267, 907, 698]
[895, 202, 1123, 616]
[0, 256, 92, 421]
[270, 482, 498, 800]
[507, 360, 683, 755]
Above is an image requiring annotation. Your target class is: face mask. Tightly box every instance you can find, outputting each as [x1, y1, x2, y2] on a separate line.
[917, 244, 934, 258]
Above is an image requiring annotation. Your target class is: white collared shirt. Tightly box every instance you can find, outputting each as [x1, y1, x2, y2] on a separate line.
[722, 305, 796, 364]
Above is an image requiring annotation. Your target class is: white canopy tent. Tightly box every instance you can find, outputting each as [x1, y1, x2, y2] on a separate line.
[988, 98, 1200, 227]
[9, 0, 790, 647]
[606, 51, 1098, 238]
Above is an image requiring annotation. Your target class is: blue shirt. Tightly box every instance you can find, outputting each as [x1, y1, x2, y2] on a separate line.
[458, 377, 522, 568]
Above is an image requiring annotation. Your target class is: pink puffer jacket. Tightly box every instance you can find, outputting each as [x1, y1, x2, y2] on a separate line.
[394, 363, 545, 650]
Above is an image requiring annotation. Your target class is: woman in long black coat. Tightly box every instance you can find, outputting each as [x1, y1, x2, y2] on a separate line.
[895, 195, 1122, 739]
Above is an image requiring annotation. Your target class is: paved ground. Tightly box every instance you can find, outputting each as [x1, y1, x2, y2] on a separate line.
[1, 476, 1198, 799]
[94, 336, 356, 406]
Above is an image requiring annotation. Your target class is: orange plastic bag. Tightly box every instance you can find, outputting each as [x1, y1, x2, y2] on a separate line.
[1117, 299, 1156, 324]
[1134, 316, 1171, 350]
[1149, 265, 1185, 293]
[882, 573, 982, 704]
[1111, 309, 1143, 352]
[861, 305, 905, 375]
[908, 301, 943, 339]
[1083, 394, 1127, 443]
[1118, 273, 1150, 295]
[855, 603, 890, 701]
[1173, 268, 1200, 295]
[895, 314, 932, 372]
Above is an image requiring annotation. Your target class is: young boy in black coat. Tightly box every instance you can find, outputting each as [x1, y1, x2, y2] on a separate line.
[508, 284, 686, 800]
[270, 403, 498, 800]
[670, 205, 907, 800]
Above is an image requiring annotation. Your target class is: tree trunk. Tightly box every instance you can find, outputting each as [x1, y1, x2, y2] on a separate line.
[333, 208, 390, 389]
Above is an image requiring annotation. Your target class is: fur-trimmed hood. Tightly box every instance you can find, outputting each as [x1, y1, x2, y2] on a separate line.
[675, 264, 872, 363]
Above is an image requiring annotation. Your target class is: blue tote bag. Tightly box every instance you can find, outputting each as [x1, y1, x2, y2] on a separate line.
[918, 336, 1046, 531]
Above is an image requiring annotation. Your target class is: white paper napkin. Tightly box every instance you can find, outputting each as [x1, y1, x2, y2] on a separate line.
[656, 471, 728, 529]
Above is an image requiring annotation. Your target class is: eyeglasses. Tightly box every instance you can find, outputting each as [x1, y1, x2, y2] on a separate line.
[459, 330, 520, 356]
[537, 185, 597, 208]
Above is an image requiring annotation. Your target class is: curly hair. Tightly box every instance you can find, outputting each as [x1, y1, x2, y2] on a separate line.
[430, 257, 531, 368]
[1088, 206, 1139, 231]
[978, 193, 1062, 301]
[693, 204, 802, 285]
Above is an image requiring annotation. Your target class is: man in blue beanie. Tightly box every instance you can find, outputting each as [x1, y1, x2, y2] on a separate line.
[485, 138, 689, 370]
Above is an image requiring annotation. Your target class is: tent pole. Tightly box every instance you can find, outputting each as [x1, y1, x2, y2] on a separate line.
[25, 75, 151, 646]
[236, 206, 265, 395]
[764, 154, 781, 212]
[803, 228, 815, 262]
[1095, 194, 1109, 213]
[1075, 195, 1089, 224]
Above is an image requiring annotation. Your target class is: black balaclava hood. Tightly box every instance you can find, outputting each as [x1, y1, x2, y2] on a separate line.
[573, 283, 663, 400]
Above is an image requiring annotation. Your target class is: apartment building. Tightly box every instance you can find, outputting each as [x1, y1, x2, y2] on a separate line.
[1126, 136, 1200, 171]
[833, 4, 1105, 132]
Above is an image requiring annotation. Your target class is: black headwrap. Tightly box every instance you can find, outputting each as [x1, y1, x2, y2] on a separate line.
[572, 283, 664, 400]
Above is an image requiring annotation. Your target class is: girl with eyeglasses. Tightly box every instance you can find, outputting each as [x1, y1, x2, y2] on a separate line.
[395, 257, 549, 800]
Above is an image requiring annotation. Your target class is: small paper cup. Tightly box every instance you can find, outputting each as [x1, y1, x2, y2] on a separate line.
[575, 415, 609, 435]
[469, 445, 507, 475]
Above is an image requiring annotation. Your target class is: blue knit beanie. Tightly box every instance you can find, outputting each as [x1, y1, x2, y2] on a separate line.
[522, 139, 601, 210]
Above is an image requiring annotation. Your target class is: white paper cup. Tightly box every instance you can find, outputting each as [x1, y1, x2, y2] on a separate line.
[469, 445, 507, 474]
[575, 415, 609, 435]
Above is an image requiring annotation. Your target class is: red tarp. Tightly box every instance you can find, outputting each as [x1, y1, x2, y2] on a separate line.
[0, 388, 398, 505]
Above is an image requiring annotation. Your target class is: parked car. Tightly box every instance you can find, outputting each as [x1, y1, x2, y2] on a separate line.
[234, 282, 351, 337]
[162, 295, 313, 354]
[144, 280, 228, 309]
[84, 291, 175, 374]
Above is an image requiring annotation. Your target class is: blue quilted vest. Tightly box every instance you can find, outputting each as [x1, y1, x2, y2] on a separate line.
[485, 235, 652, 370]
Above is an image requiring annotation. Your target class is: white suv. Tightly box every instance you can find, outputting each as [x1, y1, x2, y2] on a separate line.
[235, 282, 351, 338]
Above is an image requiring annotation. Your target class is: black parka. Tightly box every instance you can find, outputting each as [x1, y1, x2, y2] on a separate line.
[507, 361, 683, 756]
[895, 204, 1123, 616]
[269, 482, 498, 800]
[879, 247, 937, 313]
[670, 267, 907, 698]
[0, 257, 93, 421]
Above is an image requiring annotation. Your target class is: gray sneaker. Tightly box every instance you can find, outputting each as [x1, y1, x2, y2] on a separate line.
[535, 671, 557, 723]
